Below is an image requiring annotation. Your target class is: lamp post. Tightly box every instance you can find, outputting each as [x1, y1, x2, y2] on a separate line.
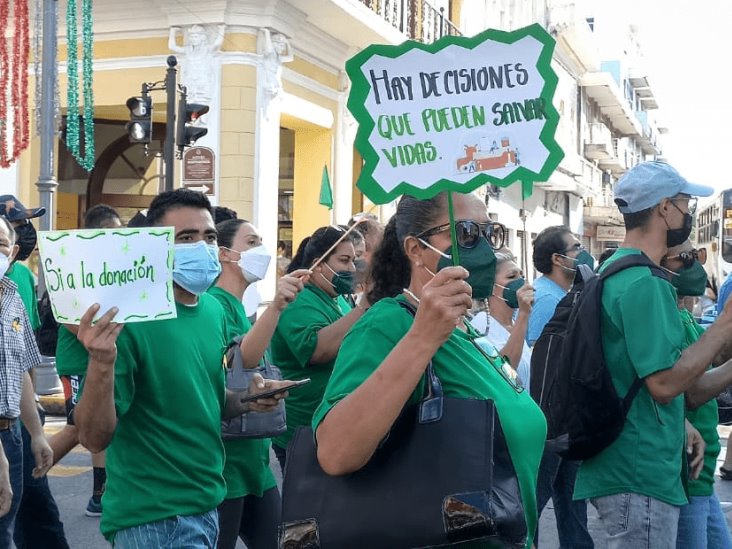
[35, 0, 59, 232]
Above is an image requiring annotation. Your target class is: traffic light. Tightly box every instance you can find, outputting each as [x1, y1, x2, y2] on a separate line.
[125, 96, 153, 143]
[176, 98, 209, 152]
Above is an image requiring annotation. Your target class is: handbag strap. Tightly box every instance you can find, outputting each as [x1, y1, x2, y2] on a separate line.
[397, 300, 443, 424]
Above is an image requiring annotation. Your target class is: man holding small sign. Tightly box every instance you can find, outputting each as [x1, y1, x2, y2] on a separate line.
[70, 189, 296, 547]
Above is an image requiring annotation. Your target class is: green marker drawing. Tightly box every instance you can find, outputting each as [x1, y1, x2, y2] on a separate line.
[121, 241, 130, 254]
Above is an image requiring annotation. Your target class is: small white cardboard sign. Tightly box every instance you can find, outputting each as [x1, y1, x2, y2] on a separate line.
[38, 227, 176, 324]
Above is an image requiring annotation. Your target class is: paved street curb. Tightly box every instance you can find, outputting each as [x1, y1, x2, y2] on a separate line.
[40, 392, 66, 416]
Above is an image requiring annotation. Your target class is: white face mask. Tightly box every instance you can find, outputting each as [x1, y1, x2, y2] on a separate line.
[239, 245, 272, 283]
[0, 254, 9, 279]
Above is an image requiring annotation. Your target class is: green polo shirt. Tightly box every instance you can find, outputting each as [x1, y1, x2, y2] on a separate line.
[7, 262, 39, 331]
[679, 308, 720, 497]
[574, 248, 687, 506]
[208, 286, 277, 499]
[312, 296, 547, 548]
[102, 294, 227, 540]
[270, 284, 349, 448]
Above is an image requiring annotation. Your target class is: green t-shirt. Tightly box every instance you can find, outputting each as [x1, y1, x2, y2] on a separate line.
[208, 286, 277, 499]
[55, 326, 88, 377]
[270, 284, 348, 448]
[311, 296, 547, 548]
[574, 248, 687, 506]
[101, 294, 228, 540]
[679, 308, 720, 497]
[7, 263, 39, 331]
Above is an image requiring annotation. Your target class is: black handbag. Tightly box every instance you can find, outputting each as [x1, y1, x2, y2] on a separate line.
[221, 336, 286, 439]
[278, 360, 527, 548]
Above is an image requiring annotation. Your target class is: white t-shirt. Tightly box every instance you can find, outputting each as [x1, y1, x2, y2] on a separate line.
[470, 312, 531, 394]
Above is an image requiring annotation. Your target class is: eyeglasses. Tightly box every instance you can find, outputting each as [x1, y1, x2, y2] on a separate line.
[470, 337, 524, 393]
[666, 247, 707, 268]
[560, 243, 585, 255]
[670, 197, 698, 216]
[416, 220, 506, 250]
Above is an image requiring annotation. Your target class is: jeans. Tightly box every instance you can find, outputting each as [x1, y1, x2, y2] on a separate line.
[677, 493, 732, 549]
[114, 509, 219, 548]
[14, 410, 69, 549]
[591, 492, 680, 549]
[0, 423, 23, 549]
[535, 450, 593, 548]
[217, 487, 281, 549]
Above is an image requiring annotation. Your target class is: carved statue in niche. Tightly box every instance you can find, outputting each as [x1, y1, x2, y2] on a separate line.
[169, 24, 226, 107]
[258, 28, 293, 100]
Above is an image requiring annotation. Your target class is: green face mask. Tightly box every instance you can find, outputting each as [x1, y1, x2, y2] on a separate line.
[495, 278, 524, 309]
[422, 237, 497, 300]
[558, 250, 596, 272]
[668, 261, 708, 297]
[323, 263, 355, 295]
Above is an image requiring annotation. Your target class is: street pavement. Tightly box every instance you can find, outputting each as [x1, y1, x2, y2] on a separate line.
[37, 417, 732, 548]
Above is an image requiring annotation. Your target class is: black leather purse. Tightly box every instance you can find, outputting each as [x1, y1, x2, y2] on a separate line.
[278, 360, 527, 548]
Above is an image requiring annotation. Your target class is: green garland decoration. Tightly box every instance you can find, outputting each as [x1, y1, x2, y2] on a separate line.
[66, 0, 95, 171]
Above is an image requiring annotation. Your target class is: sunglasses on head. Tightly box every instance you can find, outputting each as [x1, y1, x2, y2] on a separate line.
[417, 220, 506, 250]
[666, 247, 706, 268]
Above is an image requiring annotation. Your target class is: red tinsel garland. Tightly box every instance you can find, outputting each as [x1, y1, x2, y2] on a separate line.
[0, 1, 10, 167]
[0, 0, 31, 169]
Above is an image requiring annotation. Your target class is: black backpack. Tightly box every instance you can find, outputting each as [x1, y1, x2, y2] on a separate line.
[36, 290, 59, 356]
[529, 252, 668, 460]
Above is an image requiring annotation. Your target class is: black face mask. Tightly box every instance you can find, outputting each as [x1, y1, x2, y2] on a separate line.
[15, 222, 37, 261]
[666, 213, 692, 248]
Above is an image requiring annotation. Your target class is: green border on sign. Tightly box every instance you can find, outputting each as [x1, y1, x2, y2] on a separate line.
[346, 23, 565, 205]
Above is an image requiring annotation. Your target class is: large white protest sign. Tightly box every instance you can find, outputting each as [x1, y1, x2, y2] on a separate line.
[38, 227, 176, 324]
[346, 23, 564, 204]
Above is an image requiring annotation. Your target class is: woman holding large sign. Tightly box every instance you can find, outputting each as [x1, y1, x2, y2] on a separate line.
[309, 192, 546, 547]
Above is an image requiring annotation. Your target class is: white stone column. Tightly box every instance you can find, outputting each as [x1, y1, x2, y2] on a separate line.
[252, 28, 291, 301]
[333, 71, 357, 224]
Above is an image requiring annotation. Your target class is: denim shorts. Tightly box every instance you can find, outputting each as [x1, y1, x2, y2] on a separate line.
[113, 509, 218, 548]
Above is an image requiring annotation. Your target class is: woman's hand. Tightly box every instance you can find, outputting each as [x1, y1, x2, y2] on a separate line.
[517, 282, 535, 315]
[272, 269, 310, 311]
[411, 266, 472, 345]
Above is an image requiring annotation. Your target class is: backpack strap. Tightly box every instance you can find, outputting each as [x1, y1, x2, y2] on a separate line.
[622, 377, 644, 412]
[599, 251, 669, 282]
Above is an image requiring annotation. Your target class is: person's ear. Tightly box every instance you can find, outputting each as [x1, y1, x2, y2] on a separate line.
[403, 235, 425, 267]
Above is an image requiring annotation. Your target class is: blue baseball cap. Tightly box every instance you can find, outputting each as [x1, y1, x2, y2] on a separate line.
[613, 161, 714, 214]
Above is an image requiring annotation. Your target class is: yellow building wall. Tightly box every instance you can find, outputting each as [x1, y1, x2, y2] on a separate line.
[218, 64, 257, 220]
[292, 130, 332, 248]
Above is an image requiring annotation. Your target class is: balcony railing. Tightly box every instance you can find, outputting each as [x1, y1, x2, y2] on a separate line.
[359, 0, 462, 42]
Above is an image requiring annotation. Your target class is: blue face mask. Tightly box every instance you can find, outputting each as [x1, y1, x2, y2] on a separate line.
[173, 241, 221, 296]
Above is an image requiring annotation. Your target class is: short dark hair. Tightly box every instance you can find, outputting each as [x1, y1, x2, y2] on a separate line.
[146, 189, 213, 227]
[622, 207, 654, 231]
[126, 211, 148, 228]
[532, 225, 572, 274]
[83, 204, 121, 229]
[213, 206, 238, 225]
[598, 248, 618, 268]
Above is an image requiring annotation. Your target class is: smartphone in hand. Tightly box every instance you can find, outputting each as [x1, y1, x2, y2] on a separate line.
[239, 378, 311, 404]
